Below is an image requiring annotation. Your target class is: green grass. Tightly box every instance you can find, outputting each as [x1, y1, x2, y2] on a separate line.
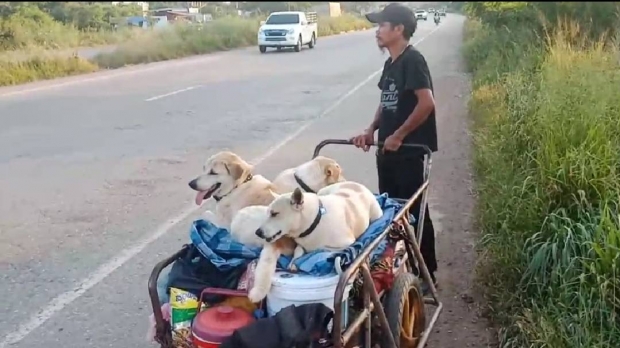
[92, 17, 260, 69]
[0, 15, 372, 86]
[0, 56, 99, 86]
[465, 16, 620, 348]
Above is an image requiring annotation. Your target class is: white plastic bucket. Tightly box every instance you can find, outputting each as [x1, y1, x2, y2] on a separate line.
[266, 271, 353, 329]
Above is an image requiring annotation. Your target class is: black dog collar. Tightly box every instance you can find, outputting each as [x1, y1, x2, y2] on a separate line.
[294, 172, 316, 193]
[298, 200, 326, 239]
[213, 173, 253, 202]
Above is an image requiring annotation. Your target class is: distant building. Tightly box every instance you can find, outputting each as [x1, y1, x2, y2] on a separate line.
[126, 15, 148, 28]
[149, 7, 209, 23]
[112, 2, 149, 14]
[329, 3, 342, 17]
[313, 2, 343, 17]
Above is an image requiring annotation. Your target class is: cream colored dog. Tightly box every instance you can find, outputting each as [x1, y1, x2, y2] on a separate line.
[247, 181, 383, 303]
[188, 151, 278, 229]
[271, 155, 346, 194]
[230, 156, 346, 248]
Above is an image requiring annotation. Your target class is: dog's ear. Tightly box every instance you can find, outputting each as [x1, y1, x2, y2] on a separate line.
[290, 187, 304, 209]
[226, 160, 248, 181]
[324, 163, 341, 178]
[324, 164, 333, 178]
[325, 163, 344, 183]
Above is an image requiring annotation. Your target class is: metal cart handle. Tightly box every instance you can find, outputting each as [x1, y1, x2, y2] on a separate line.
[312, 139, 432, 159]
[312, 139, 432, 182]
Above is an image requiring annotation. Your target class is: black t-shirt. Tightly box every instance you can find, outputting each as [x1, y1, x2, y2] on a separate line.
[377, 45, 438, 157]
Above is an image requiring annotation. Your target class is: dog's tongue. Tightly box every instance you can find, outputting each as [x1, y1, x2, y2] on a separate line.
[195, 191, 210, 206]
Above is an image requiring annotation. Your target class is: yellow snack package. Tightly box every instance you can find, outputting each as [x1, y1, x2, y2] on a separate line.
[169, 288, 199, 346]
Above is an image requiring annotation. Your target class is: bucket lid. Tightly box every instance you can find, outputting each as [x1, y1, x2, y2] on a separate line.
[271, 271, 341, 290]
[192, 305, 254, 342]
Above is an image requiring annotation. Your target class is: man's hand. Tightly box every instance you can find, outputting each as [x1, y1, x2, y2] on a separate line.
[382, 133, 404, 153]
[351, 129, 375, 152]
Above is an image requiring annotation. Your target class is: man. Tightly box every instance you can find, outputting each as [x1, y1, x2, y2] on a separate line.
[351, 3, 438, 288]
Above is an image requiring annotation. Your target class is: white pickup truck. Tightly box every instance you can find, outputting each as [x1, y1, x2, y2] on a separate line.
[257, 11, 318, 53]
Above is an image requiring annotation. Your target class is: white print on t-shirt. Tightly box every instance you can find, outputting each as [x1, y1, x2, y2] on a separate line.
[381, 77, 398, 112]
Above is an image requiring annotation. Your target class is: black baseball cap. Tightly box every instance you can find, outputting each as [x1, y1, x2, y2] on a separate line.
[365, 3, 417, 32]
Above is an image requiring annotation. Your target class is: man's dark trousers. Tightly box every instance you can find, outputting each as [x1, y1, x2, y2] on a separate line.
[376, 153, 437, 279]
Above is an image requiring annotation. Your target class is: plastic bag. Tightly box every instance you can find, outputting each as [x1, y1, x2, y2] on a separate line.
[170, 287, 199, 346]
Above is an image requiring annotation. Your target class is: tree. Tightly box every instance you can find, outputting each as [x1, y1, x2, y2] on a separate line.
[0, 3, 64, 49]
[0, 2, 142, 30]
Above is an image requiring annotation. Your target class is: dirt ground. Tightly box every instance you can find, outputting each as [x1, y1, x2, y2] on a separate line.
[423, 23, 497, 348]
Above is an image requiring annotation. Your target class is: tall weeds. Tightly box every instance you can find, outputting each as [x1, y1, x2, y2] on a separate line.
[93, 14, 372, 69]
[464, 2, 620, 346]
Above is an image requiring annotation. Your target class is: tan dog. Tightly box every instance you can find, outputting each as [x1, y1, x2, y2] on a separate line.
[271, 156, 345, 194]
[248, 181, 383, 302]
[188, 151, 278, 229]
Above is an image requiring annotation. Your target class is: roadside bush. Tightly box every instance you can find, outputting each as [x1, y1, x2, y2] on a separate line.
[93, 15, 372, 69]
[0, 4, 80, 50]
[0, 56, 98, 86]
[318, 14, 372, 36]
[92, 17, 260, 68]
[465, 2, 620, 347]
[0, 3, 140, 50]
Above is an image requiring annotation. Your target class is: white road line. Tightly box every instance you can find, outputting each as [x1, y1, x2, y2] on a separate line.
[145, 86, 202, 102]
[0, 25, 441, 348]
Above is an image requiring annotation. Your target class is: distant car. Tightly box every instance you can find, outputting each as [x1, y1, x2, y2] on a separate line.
[415, 10, 428, 21]
[428, 8, 435, 13]
[439, 9, 447, 16]
[257, 11, 318, 53]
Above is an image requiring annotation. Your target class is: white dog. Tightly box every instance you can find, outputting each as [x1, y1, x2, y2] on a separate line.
[247, 181, 383, 303]
[230, 156, 346, 247]
[272, 155, 346, 194]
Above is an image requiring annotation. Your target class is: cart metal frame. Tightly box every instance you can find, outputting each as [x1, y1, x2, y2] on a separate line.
[313, 139, 442, 348]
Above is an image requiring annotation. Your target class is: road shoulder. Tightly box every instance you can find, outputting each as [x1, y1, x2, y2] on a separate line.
[425, 18, 496, 347]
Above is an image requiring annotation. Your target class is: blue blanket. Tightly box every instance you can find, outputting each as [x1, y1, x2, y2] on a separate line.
[189, 194, 408, 276]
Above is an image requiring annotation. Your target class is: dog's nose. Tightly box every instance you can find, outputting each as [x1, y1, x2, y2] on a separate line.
[188, 179, 198, 190]
[255, 229, 264, 238]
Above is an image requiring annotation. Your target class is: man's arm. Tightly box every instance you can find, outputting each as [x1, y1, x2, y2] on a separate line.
[367, 104, 382, 132]
[369, 61, 389, 133]
[393, 90, 434, 139]
[393, 53, 435, 140]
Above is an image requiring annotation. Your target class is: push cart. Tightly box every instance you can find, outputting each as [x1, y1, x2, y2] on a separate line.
[148, 139, 443, 348]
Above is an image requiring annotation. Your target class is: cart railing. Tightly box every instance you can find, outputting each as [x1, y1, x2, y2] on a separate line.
[148, 246, 189, 345]
[313, 139, 442, 348]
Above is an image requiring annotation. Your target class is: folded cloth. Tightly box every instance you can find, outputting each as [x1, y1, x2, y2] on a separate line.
[189, 194, 408, 277]
[190, 219, 261, 272]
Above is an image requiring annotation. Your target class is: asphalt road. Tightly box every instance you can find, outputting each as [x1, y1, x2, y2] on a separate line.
[0, 16, 486, 348]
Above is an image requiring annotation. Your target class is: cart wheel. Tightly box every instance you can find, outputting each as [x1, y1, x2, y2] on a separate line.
[381, 273, 426, 347]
